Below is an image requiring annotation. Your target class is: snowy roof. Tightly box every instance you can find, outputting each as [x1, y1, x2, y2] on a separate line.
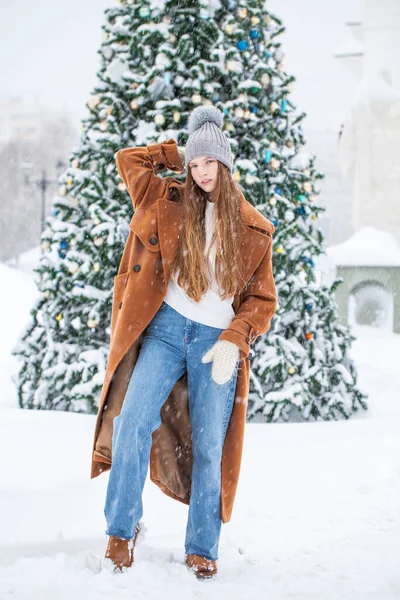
[327, 227, 400, 267]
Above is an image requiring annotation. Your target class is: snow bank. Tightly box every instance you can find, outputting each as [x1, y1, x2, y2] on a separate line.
[327, 226, 400, 266]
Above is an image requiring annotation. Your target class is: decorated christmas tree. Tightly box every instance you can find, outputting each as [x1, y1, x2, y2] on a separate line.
[13, 0, 367, 421]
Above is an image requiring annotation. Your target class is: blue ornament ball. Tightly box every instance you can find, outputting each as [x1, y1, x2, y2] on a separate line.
[226, 0, 236, 10]
[250, 29, 259, 39]
[305, 302, 313, 311]
[270, 218, 278, 227]
[237, 40, 248, 51]
[60, 240, 68, 249]
[58, 250, 67, 259]
[275, 187, 283, 195]
[264, 149, 272, 163]
[251, 106, 259, 113]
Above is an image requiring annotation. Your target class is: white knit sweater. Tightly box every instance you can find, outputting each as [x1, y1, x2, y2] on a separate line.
[163, 199, 235, 329]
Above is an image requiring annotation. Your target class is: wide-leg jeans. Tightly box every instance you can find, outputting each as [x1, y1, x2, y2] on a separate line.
[104, 301, 239, 561]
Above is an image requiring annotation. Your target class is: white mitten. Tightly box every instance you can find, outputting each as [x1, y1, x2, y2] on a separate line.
[202, 340, 240, 385]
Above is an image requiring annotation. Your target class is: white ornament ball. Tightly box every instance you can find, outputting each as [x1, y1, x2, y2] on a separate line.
[99, 120, 108, 131]
[87, 318, 99, 329]
[251, 16, 260, 25]
[303, 181, 312, 192]
[59, 185, 67, 197]
[154, 114, 165, 125]
[70, 237, 77, 246]
[118, 181, 127, 192]
[261, 73, 270, 87]
[130, 100, 139, 110]
[235, 107, 244, 119]
[239, 93, 248, 103]
[245, 174, 255, 185]
[192, 94, 202, 104]
[70, 197, 79, 207]
[41, 240, 50, 251]
[69, 262, 79, 274]
[94, 237, 104, 247]
[244, 110, 251, 120]
[269, 197, 277, 206]
[285, 209, 295, 222]
[173, 111, 181, 122]
[270, 101, 279, 112]
[93, 263, 101, 272]
[42, 290, 50, 298]
[226, 60, 241, 73]
[270, 157, 281, 170]
[226, 23, 235, 34]
[71, 158, 79, 169]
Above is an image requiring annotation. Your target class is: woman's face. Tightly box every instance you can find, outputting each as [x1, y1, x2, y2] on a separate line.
[188, 156, 218, 194]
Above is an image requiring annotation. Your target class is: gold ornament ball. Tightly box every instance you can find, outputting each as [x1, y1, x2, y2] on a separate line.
[70, 237, 77, 246]
[288, 366, 296, 375]
[303, 181, 312, 193]
[192, 94, 202, 104]
[94, 237, 104, 247]
[244, 110, 251, 120]
[71, 158, 79, 169]
[59, 185, 67, 196]
[203, 99, 212, 105]
[276, 245, 284, 254]
[225, 23, 235, 34]
[225, 122, 234, 132]
[173, 111, 181, 122]
[55, 313, 63, 322]
[270, 157, 281, 170]
[169, 34, 176, 43]
[67, 177, 73, 186]
[88, 95, 101, 110]
[251, 15, 260, 25]
[99, 120, 108, 131]
[93, 263, 101, 272]
[270, 101, 279, 112]
[312, 215, 317, 221]
[238, 7, 248, 18]
[118, 181, 127, 192]
[130, 99, 139, 110]
[41, 241, 50, 251]
[234, 171, 241, 182]
[106, 106, 113, 115]
[154, 114, 165, 125]
[131, 82, 139, 89]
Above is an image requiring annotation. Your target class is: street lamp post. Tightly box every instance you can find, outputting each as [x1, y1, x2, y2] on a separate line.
[21, 160, 66, 234]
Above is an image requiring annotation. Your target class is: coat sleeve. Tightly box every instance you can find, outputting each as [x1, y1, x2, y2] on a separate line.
[217, 233, 277, 360]
[115, 139, 184, 210]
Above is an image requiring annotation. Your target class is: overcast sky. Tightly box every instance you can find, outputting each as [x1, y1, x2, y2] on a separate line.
[0, 0, 364, 129]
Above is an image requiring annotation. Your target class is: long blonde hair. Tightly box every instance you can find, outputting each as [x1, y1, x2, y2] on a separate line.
[170, 161, 247, 302]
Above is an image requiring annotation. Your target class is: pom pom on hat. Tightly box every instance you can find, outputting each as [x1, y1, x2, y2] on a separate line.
[185, 106, 233, 173]
[188, 106, 224, 134]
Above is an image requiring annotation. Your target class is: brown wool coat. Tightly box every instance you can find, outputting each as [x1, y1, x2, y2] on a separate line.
[91, 139, 277, 523]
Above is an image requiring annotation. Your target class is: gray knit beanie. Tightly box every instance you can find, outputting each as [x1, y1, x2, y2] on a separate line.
[184, 106, 234, 173]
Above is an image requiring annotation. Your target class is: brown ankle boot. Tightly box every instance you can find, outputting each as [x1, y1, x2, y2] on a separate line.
[104, 524, 140, 572]
[185, 553, 217, 578]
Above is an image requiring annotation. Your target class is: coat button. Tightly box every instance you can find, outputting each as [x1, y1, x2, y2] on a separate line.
[119, 301, 123, 309]
[133, 264, 141, 272]
[149, 237, 158, 245]
[156, 163, 165, 170]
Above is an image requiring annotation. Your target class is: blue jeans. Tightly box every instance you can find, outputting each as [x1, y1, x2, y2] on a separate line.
[104, 301, 239, 561]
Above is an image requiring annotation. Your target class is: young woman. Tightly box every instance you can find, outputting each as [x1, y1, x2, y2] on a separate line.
[91, 106, 277, 578]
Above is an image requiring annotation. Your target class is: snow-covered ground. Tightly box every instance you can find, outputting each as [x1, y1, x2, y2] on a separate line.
[1, 263, 399, 599]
